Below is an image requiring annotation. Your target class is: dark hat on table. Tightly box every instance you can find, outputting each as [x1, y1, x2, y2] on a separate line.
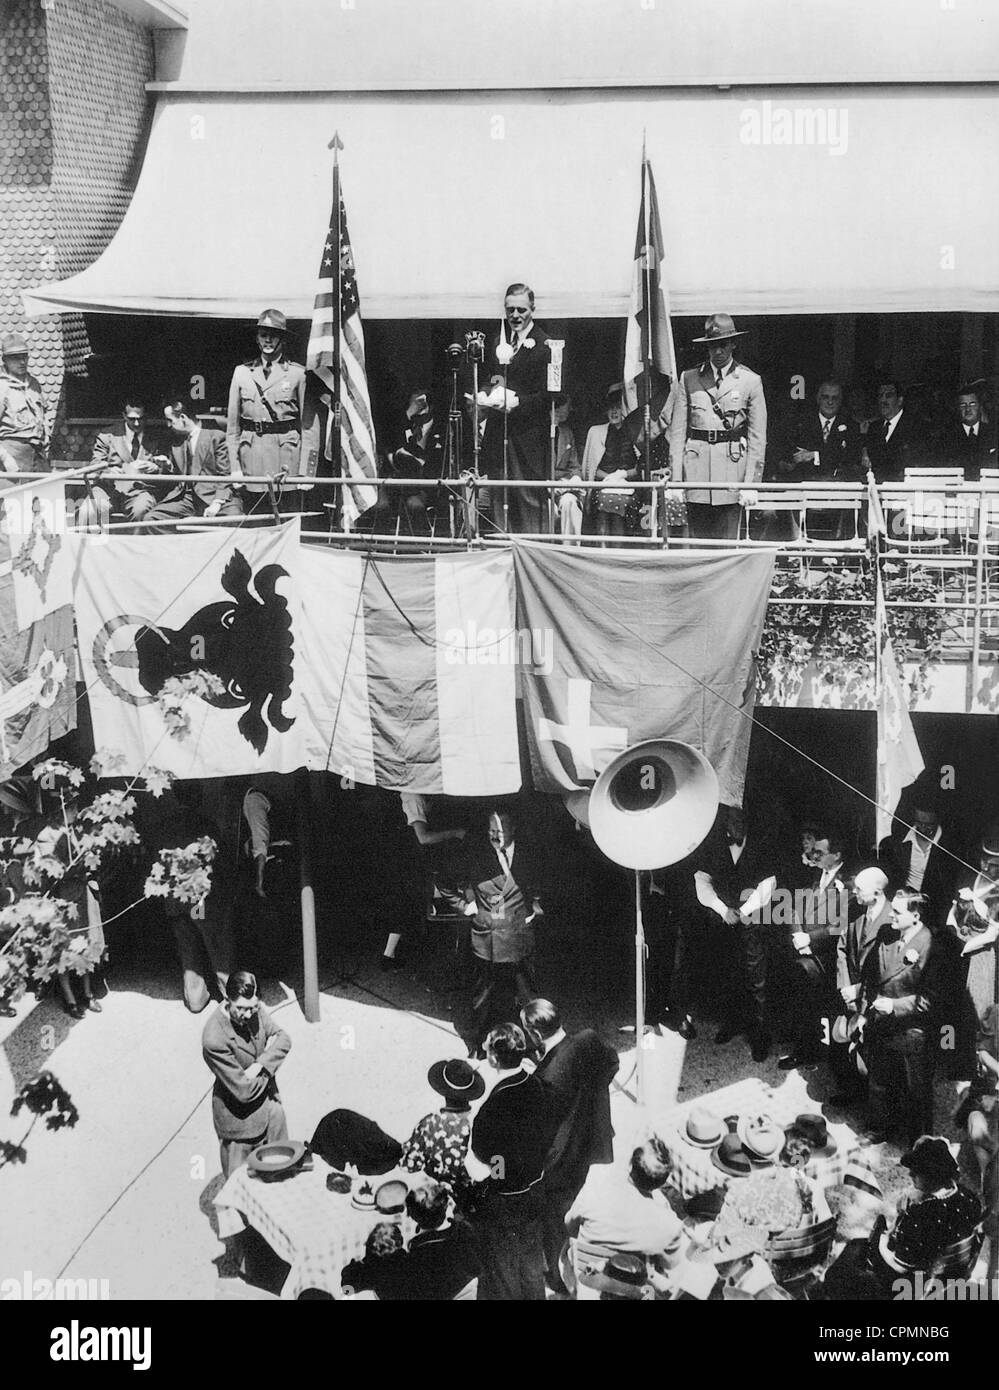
[711, 1133, 753, 1178]
[786, 1113, 836, 1157]
[692, 313, 746, 344]
[427, 1058, 486, 1106]
[900, 1136, 959, 1186]
[256, 308, 288, 334]
[589, 1252, 652, 1300]
[1, 332, 29, 357]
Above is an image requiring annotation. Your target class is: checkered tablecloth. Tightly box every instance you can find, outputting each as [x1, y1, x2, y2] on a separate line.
[214, 1158, 404, 1299]
[659, 1077, 861, 1199]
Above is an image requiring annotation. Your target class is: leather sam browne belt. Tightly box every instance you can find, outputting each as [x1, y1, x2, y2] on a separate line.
[688, 426, 747, 444]
[240, 418, 301, 436]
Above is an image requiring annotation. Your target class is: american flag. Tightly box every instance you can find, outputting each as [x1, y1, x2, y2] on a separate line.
[623, 155, 677, 419]
[307, 154, 378, 526]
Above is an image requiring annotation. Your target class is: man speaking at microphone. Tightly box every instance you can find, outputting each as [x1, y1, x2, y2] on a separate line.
[476, 283, 559, 535]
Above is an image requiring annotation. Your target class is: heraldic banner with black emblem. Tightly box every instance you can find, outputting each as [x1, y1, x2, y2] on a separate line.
[74, 520, 302, 778]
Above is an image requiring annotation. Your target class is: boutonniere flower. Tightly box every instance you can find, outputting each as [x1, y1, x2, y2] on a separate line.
[904, 948, 919, 965]
[522, 337, 535, 349]
[837, 424, 846, 432]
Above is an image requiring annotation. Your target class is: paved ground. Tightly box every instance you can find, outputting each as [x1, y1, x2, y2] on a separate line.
[0, 923, 959, 1300]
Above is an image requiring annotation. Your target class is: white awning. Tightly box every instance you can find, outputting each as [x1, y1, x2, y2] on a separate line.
[24, 87, 999, 321]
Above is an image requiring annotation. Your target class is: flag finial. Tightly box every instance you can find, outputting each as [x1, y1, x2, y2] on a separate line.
[328, 131, 344, 154]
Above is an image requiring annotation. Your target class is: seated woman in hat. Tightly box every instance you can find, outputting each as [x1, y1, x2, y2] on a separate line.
[399, 1057, 485, 1204]
[876, 1136, 981, 1277]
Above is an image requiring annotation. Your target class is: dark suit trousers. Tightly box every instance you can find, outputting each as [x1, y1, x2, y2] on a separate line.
[686, 503, 741, 540]
[718, 919, 768, 1029]
[865, 1027, 933, 1145]
[170, 910, 233, 1013]
[781, 938, 838, 1056]
[470, 956, 537, 1049]
[473, 1187, 546, 1301]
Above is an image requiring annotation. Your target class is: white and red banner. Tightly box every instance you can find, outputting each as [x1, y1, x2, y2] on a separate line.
[299, 546, 521, 794]
[0, 476, 75, 779]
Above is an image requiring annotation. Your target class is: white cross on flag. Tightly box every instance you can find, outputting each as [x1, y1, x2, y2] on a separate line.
[514, 545, 775, 807]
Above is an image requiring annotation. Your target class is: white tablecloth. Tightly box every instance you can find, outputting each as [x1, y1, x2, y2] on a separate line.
[214, 1158, 410, 1299]
[659, 1077, 862, 1199]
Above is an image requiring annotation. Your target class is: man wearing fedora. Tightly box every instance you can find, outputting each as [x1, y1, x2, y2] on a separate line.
[226, 309, 319, 505]
[0, 332, 49, 481]
[668, 313, 766, 540]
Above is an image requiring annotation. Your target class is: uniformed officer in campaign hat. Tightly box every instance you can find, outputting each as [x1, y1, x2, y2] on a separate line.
[668, 313, 767, 540]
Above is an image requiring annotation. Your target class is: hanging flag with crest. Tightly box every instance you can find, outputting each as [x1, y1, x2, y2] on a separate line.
[514, 545, 774, 808]
[0, 476, 75, 778]
[74, 522, 303, 778]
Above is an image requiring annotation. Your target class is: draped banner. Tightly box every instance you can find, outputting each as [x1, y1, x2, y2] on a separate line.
[513, 544, 775, 807]
[74, 522, 303, 778]
[299, 547, 520, 795]
[0, 477, 76, 778]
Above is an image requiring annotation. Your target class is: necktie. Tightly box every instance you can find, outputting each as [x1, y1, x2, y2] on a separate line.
[183, 440, 192, 473]
[715, 373, 723, 392]
[262, 363, 271, 380]
[498, 850, 510, 878]
[130, 431, 140, 460]
[821, 417, 832, 443]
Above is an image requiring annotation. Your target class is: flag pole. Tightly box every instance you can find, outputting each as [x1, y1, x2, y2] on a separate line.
[641, 135, 653, 488]
[329, 131, 344, 529]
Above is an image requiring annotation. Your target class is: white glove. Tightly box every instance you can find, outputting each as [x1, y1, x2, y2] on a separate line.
[872, 996, 894, 1015]
[792, 931, 811, 952]
[204, 501, 222, 518]
[462, 901, 477, 918]
[840, 984, 860, 1005]
[738, 489, 759, 507]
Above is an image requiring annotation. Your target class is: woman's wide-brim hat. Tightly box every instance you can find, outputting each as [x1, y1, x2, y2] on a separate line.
[428, 1058, 485, 1104]
[692, 313, 747, 344]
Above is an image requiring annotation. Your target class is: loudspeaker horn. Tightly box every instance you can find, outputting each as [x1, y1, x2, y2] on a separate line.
[587, 739, 719, 871]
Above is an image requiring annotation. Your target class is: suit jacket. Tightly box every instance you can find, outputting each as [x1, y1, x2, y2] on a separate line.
[534, 1029, 618, 1195]
[794, 863, 852, 951]
[859, 924, 936, 1036]
[405, 1221, 480, 1301]
[441, 839, 542, 964]
[480, 324, 554, 482]
[202, 1003, 291, 1141]
[836, 900, 893, 991]
[780, 409, 864, 483]
[695, 821, 780, 919]
[669, 360, 767, 505]
[165, 427, 236, 508]
[863, 411, 928, 482]
[877, 831, 957, 927]
[90, 424, 168, 496]
[937, 420, 999, 482]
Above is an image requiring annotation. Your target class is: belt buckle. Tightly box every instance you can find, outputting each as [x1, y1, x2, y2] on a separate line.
[706, 429, 719, 445]
[252, 421, 267, 437]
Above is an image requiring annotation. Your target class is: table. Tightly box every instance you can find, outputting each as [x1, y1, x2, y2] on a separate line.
[659, 1077, 862, 1200]
[214, 1157, 411, 1300]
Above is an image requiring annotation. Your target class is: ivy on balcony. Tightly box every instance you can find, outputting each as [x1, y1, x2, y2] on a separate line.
[756, 560, 948, 706]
